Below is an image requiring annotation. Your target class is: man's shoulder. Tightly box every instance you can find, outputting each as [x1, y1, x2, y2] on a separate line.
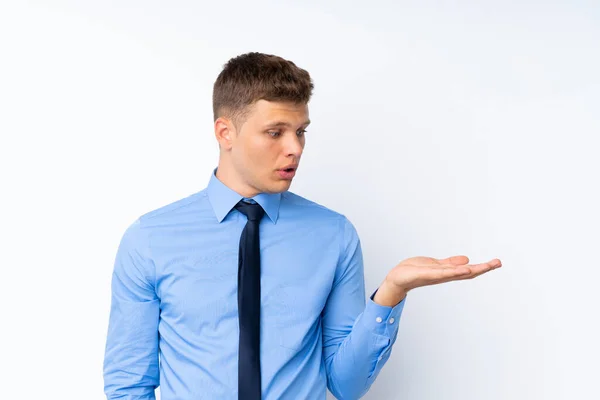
[283, 191, 360, 249]
[282, 191, 348, 221]
[137, 188, 207, 224]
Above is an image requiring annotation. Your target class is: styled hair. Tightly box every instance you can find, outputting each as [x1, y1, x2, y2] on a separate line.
[212, 52, 314, 129]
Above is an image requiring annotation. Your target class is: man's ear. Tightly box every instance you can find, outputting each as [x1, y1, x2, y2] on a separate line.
[215, 117, 235, 150]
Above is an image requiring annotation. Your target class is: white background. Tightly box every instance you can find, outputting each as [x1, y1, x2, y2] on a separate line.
[1, 1, 598, 399]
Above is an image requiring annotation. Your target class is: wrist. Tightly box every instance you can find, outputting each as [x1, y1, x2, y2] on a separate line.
[373, 279, 407, 307]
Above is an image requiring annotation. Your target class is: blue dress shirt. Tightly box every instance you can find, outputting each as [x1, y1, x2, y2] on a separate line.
[103, 167, 406, 400]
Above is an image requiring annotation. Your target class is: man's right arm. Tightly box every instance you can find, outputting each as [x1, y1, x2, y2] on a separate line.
[103, 219, 160, 400]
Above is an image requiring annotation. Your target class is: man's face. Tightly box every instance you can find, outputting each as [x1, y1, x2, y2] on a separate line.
[218, 99, 310, 197]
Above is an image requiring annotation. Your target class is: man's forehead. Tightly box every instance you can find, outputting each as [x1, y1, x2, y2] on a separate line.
[262, 120, 311, 129]
[255, 100, 310, 125]
[257, 99, 307, 111]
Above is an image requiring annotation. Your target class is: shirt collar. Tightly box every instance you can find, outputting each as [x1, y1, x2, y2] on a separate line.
[206, 167, 281, 224]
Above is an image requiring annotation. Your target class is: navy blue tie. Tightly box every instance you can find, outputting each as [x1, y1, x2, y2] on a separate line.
[234, 200, 265, 400]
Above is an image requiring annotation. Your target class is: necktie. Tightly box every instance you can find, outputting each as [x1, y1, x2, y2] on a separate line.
[234, 200, 265, 400]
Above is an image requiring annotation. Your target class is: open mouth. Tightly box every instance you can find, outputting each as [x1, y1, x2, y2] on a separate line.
[278, 168, 296, 178]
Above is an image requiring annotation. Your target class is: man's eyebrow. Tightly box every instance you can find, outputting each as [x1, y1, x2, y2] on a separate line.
[264, 120, 311, 128]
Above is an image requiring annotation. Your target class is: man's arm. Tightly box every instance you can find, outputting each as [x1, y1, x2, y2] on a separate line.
[103, 219, 160, 400]
[322, 216, 406, 400]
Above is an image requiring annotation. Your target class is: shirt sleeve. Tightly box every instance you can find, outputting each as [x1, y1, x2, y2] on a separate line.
[322, 216, 407, 400]
[103, 218, 160, 400]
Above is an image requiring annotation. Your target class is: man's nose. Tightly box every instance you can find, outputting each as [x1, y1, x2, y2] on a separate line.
[283, 134, 304, 157]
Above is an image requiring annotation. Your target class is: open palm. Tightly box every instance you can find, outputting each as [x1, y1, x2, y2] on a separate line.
[385, 255, 502, 294]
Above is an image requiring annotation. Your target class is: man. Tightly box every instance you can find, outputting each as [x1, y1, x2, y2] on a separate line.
[103, 52, 502, 400]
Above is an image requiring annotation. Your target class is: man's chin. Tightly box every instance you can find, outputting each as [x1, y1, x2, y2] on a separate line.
[264, 180, 292, 194]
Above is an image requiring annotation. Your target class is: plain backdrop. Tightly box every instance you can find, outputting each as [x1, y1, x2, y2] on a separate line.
[1, 1, 598, 399]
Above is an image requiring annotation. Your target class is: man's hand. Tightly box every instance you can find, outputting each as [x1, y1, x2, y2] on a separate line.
[373, 255, 502, 307]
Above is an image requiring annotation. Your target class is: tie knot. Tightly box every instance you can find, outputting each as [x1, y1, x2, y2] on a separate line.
[235, 200, 265, 222]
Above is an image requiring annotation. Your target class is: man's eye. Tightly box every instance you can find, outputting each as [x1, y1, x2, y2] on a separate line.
[267, 130, 307, 137]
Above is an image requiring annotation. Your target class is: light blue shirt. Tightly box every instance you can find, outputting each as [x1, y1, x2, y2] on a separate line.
[103, 167, 406, 400]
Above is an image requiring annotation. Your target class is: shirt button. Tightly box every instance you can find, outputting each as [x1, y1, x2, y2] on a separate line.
[389, 317, 395, 324]
[375, 317, 382, 323]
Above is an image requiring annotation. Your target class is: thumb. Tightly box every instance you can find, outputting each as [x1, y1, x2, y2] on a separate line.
[437, 255, 469, 265]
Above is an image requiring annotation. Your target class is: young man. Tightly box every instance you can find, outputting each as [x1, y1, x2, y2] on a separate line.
[103, 52, 502, 400]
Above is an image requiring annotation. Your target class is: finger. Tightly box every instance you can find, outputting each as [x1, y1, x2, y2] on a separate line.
[435, 255, 469, 265]
[451, 260, 503, 281]
[436, 259, 501, 270]
[421, 260, 502, 287]
[429, 261, 495, 277]
[473, 260, 502, 271]
[422, 265, 472, 281]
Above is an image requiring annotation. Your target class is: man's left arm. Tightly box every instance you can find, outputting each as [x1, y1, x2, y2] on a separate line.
[322, 216, 406, 400]
[323, 213, 503, 399]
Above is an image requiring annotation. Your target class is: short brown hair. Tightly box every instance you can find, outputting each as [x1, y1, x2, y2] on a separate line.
[212, 52, 314, 129]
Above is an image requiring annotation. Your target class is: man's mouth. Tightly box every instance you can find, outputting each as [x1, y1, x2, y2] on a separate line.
[277, 168, 296, 179]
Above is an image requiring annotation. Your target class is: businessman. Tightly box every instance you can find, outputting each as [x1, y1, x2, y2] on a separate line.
[103, 52, 502, 400]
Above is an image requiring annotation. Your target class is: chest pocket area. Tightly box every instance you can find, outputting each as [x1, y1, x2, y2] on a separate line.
[264, 280, 330, 351]
[259, 236, 337, 351]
